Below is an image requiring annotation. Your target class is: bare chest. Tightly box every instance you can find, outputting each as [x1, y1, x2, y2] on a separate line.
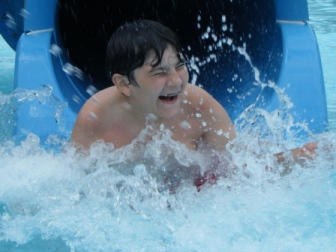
[101, 118, 203, 151]
[101, 120, 142, 148]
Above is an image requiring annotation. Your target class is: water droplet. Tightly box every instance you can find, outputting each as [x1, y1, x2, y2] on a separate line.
[86, 85, 98, 96]
[49, 44, 62, 56]
[202, 32, 209, 39]
[72, 95, 82, 104]
[20, 9, 30, 18]
[62, 63, 75, 75]
[159, 124, 165, 131]
[147, 113, 157, 121]
[91, 95, 101, 105]
[5, 14, 16, 29]
[227, 38, 233, 46]
[88, 112, 98, 121]
[180, 120, 191, 129]
[122, 102, 132, 110]
[62, 63, 84, 80]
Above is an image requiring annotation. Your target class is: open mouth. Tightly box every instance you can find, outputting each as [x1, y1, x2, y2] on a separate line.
[159, 93, 179, 102]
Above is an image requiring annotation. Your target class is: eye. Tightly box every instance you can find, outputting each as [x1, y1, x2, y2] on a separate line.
[176, 61, 187, 70]
[153, 70, 167, 76]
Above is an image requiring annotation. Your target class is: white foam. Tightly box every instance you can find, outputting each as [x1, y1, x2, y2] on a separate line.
[0, 129, 335, 251]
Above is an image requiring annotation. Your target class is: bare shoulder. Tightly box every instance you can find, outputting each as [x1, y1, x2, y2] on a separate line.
[76, 87, 117, 125]
[184, 84, 226, 115]
[71, 86, 119, 149]
[184, 84, 236, 151]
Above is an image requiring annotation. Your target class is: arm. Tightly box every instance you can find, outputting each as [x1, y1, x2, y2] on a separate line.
[190, 86, 317, 164]
[190, 86, 236, 153]
[275, 142, 318, 167]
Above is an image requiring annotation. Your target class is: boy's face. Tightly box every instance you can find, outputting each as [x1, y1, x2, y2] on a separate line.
[128, 45, 189, 119]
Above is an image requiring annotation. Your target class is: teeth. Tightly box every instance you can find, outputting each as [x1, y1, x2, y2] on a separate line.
[159, 93, 179, 101]
[162, 93, 178, 97]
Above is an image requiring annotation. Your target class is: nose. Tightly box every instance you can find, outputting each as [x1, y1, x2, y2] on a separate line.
[167, 69, 183, 87]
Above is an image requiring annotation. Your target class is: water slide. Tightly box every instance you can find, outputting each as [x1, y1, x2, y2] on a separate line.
[0, 0, 328, 144]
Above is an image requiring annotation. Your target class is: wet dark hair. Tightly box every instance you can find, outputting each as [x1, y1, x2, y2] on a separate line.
[105, 20, 183, 86]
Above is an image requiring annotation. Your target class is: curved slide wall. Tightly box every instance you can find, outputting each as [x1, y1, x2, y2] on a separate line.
[0, 0, 328, 143]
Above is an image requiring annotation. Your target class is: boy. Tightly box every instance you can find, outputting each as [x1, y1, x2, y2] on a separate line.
[71, 20, 236, 153]
[71, 20, 316, 164]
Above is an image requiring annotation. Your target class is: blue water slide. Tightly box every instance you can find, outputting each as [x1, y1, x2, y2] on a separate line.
[0, 0, 328, 143]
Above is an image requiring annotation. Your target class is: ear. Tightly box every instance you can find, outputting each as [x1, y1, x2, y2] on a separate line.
[112, 74, 131, 97]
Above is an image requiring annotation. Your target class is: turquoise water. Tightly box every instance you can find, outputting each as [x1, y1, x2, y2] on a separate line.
[308, 0, 336, 129]
[0, 1, 336, 251]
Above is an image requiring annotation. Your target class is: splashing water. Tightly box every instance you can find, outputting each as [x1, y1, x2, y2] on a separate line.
[0, 123, 335, 251]
[0, 86, 68, 143]
[1, 77, 335, 251]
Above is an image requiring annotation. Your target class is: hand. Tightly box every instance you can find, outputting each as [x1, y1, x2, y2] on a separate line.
[291, 142, 318, 162]
[275, 142, 318, 169]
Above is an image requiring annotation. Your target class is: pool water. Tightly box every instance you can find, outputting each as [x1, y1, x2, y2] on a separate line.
[308, 0, 336, 130]
[1, 1, 336, 251]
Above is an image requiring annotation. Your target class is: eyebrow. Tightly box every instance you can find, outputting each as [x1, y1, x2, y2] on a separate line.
[148, 58, 186, 73]
[148, 66, 166, 73]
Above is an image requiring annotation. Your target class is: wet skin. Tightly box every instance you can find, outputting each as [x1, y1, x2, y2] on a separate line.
[71, 46, 236, 151]
[71, 46, 318, 167]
